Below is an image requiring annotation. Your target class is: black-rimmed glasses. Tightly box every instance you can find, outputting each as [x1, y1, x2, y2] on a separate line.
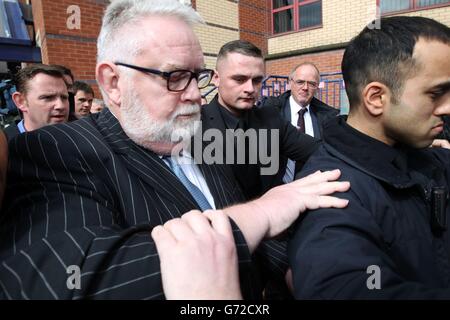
[115, 62, 214, 92]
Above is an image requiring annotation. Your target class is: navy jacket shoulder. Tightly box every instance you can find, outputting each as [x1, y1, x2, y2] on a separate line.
[289, 116, 450, 299]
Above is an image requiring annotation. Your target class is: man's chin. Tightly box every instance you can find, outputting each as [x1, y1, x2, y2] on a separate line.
[50, 117, 67, 123]
[236, 102, 254, 110]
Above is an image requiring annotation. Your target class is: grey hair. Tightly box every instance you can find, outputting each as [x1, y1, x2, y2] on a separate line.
[96, 0, 204, 103]
[289, 62, 320, 81]
[97, 0, 204, 64]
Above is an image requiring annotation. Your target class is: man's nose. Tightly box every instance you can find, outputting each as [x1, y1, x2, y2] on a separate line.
[434, 96, 450, 116]
[181, 78, 202, 103]
[54, 97, 67, 110]
[243, 79, 255, 93]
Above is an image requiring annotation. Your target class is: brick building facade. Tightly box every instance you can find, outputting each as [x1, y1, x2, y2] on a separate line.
[4, 0, 449, 104]
[265, 0, 450, 79]
[31, 0, 106, 97]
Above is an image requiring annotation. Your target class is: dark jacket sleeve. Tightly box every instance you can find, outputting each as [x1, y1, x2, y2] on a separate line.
[289, 164, 450, 299]
[0, 129, 253, 300]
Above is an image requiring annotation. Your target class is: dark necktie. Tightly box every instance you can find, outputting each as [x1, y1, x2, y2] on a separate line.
[297, 107, 308, 133]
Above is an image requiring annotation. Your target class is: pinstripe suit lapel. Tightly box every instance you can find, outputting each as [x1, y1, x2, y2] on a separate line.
[97, 109, 201, 212]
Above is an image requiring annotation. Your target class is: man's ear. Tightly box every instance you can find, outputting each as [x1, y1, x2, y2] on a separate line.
[361, 82, 390, 116]
[96, 62, 122, 107]
[211, 70, 219, 87]
[12, 92, 27, 114]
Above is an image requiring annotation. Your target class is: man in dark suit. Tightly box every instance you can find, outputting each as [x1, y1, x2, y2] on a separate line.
[0, 0, 349, 300]
[262, 63, 339, 184]
[262, 63, 339, 140]
[203, 40, 319, 201]
[202, 40, 321, 299]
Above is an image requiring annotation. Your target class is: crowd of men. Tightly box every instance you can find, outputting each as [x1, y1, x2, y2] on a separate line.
[2, 64, 103, 141]
[0, 0, 449, 300]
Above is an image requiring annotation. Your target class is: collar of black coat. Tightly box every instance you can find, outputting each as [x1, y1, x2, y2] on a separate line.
[211, 94, 248, 130]
[321, 115, 435, 188]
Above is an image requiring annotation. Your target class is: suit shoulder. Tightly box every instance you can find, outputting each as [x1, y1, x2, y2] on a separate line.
[253, 104, 282, 118]
[260, 91, 290, 110]
[9, 118, 107, 166]
[15, 118, 98, 144]
[260, 96, 282, 109]
[312, 98, 339, 115]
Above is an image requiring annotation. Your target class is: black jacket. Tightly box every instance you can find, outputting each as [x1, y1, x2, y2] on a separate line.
[289, 116, 450, 299]
[261, 90, 339, 139]
[201, 95, 319, 200]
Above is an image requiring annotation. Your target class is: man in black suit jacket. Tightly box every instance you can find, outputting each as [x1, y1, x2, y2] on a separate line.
[0, 0, 349, 300]
[201, 40, 321, 299]
[261, 63, 339, 184]
[203, 40, 319, 201]
[262, 63, 339, 140]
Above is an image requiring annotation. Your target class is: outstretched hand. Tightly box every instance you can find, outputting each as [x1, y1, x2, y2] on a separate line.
[252, 169, 350, 238]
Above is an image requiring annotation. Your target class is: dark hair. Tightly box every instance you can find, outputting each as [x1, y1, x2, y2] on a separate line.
[342, 16, 450, 109]
[52, 65, 74, 82]
[73, 81, 94, 96]
[217, 40, 263, 66]
[14, 64, 65, 94]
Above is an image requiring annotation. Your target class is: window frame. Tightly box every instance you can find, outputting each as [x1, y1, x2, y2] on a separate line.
[271, 0, 323, 35]
[378, 0, 450, 15]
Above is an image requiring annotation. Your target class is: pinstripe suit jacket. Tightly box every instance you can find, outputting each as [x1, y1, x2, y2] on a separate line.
[0, 109, 260, 299]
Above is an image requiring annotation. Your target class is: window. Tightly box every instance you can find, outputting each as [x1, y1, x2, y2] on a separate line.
[272, 0, 322, 35]
[0, 0, 30, 41]
[380, 0, 450, 14]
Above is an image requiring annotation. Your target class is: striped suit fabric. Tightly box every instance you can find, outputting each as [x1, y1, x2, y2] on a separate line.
[0, 109, 261, 299]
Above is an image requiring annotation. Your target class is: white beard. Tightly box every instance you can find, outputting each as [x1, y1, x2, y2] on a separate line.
[120, 87, 201, 151]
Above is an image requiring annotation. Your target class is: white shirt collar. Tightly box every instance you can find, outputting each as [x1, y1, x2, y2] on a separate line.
[289, 96, 310, 114]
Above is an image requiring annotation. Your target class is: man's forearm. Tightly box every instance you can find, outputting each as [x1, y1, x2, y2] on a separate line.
[222, 201, 270, 254]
